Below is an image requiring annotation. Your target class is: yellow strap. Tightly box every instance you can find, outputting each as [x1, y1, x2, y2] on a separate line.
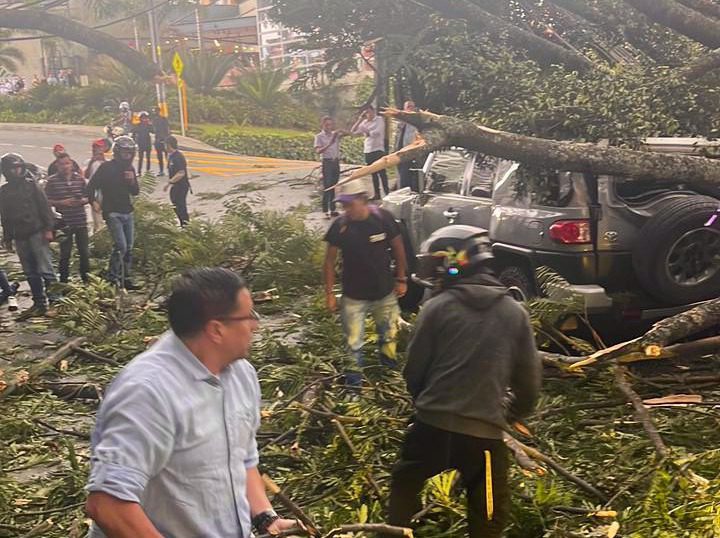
[485, 450, 494, 521]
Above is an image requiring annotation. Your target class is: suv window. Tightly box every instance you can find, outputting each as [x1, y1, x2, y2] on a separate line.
[513, 165, 575, 207]
[468, 155, 497, 198]
[426, 150, 469, 194]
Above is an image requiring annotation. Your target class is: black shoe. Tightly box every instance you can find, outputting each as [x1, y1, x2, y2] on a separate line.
[16, 304, 47, 321]
[123, 280, 141, 291]
[0, 282, 20, 305]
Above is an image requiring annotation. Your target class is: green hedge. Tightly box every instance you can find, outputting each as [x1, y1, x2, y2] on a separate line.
[203, 128, 365, 164]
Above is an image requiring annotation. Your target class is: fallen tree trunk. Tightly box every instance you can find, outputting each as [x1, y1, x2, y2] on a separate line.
[424, 0, 593, 71]
[0, 9, 161, 80]
[625, 0, 720, 48]
[0, 337, 85, 401]
[336, 110, 720, 188]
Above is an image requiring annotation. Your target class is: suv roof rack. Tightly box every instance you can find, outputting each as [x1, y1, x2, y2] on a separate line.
[642, 137, 720, 157]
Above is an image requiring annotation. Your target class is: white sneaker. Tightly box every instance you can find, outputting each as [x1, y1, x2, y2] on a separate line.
[7, 296, 18, 312]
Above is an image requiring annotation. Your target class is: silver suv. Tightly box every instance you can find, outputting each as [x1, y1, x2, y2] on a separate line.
[382, 140, 720, 320]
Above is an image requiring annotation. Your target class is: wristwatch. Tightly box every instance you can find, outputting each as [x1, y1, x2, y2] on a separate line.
[252, 509, 280, 534]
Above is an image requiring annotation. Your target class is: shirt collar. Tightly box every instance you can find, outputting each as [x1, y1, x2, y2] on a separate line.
[162, 331, 219, 382]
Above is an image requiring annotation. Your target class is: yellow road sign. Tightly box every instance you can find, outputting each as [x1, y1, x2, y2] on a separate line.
[172, 52, 184, 77]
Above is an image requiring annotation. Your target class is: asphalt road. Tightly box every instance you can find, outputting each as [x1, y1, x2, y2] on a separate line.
[0, 122, 323, 221]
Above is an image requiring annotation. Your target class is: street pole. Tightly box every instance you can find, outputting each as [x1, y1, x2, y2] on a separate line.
[195, 7, 203, 53]
[133, 18, 140, 50]
[147, 0, 168, 117]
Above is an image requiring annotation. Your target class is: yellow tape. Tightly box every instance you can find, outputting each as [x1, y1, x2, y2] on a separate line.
[485, 450, 494, 521]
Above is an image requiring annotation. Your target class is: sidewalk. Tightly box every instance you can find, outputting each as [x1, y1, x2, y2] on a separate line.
[0, 122, 229, 154]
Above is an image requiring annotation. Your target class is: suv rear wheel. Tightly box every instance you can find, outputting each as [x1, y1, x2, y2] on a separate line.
[498, 265, 537, 299]
[633, 196, 720, 305]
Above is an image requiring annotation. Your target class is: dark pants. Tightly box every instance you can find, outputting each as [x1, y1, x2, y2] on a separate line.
[322, 158, 340, 213]
[58, 226, 90, 282]
[365, 150, 389, 199]
[170, 183, 190, 227]
[155, 141, 167, 174]
[137, 147, 151, 173]
[397, 161, 419, 192]
[386, 421, 510, 538]
[15, 231, 57, 306]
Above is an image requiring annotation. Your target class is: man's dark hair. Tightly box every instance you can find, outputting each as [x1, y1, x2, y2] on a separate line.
[166, 135, 179, 150]
[55, 152, 71, 161]
[167, 267, 247, 337]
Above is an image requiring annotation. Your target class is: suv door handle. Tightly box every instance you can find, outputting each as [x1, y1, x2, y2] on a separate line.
[443, 209, 459, 223]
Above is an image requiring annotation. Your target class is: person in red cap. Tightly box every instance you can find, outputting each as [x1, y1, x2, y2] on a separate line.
[84, 139, 108, 233]
[48, 144, 81, 177]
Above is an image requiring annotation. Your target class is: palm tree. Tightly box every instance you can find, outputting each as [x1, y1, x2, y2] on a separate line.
[233, 68, 287, 109]
[182, 52, 237, 95]
[94, 60, 154, 110]
[0, 31, 25, 74]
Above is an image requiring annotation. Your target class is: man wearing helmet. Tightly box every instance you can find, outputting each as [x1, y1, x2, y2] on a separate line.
[87, 136, 141, 290]
[384, 225, 541, 538]
[132, 111, 154, 175]
[0, 153, 58, 318]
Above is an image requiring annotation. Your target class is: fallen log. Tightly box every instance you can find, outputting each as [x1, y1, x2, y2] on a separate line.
[334, 110, 720, 188]
[0, 337, 85, 401]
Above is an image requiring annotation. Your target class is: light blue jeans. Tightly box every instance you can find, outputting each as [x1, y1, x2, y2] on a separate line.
[340, 292, 400, 373]
[15, 231, 57, 306]
[106, 212, 134, 284]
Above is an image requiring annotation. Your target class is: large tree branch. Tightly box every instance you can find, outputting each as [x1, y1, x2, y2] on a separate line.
[624, 0, 720, 49]
[683, 47, 720, 79]
[0, 9, 161, 80]
[676, 0, 720, 20]
[336, 109, 720, 188]
[421, 0, 593, 71]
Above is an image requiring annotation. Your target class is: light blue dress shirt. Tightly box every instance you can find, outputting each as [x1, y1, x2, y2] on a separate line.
[86, 331, 261, 538]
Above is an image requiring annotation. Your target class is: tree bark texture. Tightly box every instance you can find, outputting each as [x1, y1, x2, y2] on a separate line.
[0, 9, 161, 80]
[423, 0, 593, 71]
[380, 110, 720, 185]
[624, 0, 720, 48]
[675, 0, 720, 21]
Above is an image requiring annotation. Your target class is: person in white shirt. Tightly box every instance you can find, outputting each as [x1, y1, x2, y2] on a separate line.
[351, 105, 389, 199]
[314, 116, 347, 218]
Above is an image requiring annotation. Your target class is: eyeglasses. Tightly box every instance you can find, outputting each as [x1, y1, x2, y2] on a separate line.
[216, 309, 261, 324]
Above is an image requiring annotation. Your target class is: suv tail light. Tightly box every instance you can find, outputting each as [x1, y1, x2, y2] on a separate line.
[549, 220, 591, 244]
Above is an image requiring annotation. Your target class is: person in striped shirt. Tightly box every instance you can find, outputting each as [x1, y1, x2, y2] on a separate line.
[45, 153, 90, 283]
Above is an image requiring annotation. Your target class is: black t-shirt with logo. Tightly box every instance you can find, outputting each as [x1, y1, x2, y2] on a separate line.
[168, 150, 190, 189]
[324, 207, 401, 300]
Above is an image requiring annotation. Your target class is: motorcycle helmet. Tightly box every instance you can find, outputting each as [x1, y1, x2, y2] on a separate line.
[119, 101, 130, 112]
[112, 136, 137, 163]
[1, 153, 27, 181]
[139, 111, 149, 119]
[415, 225, 494, 288]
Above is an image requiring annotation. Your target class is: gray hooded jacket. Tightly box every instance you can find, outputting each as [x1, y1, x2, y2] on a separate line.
[404, 273, 542, 439]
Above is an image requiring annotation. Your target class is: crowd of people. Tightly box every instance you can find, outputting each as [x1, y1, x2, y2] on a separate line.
[83, 186, 541, 537]
[0, 124, 191, 320]
[314, 100, 420, 218]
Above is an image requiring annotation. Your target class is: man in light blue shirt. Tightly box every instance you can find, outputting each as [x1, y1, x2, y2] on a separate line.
[85, 267, 298, 538]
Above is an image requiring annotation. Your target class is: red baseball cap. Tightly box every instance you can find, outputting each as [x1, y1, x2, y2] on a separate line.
[53, 143, 65, 152]
[92, 139, 106, 148]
